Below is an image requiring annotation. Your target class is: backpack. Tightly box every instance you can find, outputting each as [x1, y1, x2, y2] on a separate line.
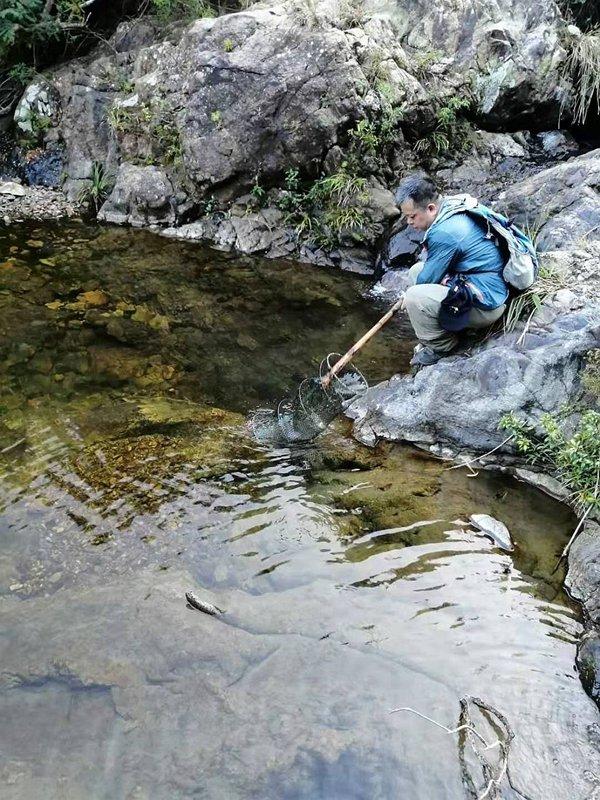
[427, 194, 539, 291]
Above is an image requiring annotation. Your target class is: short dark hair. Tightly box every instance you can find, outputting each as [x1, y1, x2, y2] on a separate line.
[395, 174, 439, 209]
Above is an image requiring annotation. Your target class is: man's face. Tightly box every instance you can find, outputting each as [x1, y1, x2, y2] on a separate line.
[400, 198, 439, 231]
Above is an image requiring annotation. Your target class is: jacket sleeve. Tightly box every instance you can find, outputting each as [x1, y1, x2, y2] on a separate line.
[416, 226, 461, 285]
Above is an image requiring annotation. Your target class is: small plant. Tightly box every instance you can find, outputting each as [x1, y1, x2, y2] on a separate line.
[199, 195, 218, 215]
[413, 49, 445, 78]
[107, 99, 183, 167]
[210, 109, 222, 125]
[8, 62, 35, 86]
[250, 174, 267, 206]
[222, 37, 234, 52]
[77, 161, 112, 213]
[413, 94, 472, 158]
[582, 349, 600, 397]
[500, 409, 600, 513]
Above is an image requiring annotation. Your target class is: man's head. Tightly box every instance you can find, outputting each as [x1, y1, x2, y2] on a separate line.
[395, 175, 441, 231]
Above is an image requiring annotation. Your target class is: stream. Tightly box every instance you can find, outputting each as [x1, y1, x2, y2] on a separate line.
[1, 222, 599, 799]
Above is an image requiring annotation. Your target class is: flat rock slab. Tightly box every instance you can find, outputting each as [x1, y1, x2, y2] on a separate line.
[1, 556, 598, 800]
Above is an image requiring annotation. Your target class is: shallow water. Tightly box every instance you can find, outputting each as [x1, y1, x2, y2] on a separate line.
[0, 223, 598, 800]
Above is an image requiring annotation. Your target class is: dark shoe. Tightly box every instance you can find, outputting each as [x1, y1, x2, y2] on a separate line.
[409, 346, 445, 367]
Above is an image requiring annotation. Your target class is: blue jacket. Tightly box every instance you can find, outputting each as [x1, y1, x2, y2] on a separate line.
[418, 207, 509, 310]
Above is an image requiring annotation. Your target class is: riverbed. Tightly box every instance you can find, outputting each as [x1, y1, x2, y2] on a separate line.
[1, 222, 599, 799]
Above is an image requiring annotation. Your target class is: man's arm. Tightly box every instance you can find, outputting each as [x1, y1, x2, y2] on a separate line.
[416, 226, 461, 285]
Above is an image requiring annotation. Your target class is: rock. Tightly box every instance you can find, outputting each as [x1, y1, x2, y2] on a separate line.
[478, 131, 527, 160]
[498, 149, 600, 251]
[389, 0, 568, 128]
[349, 303, 600, 453]
[469, 513, 513, 551]
[98, 164, 179, 227]
[23, 146, 64, 189]
[0, 181, 27, 197]
[566, 520, 600, 624]
[14, 81, 61, 135]
[537, 130, 580, 160]
[576, 630, 600, 708]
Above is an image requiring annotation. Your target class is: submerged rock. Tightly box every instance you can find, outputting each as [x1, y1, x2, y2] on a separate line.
[469, 513, 513, 552]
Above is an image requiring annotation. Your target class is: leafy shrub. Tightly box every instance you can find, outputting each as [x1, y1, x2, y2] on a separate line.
[275, 164, 370, 249]
[500, 410, 600, 512]
[414, 95, 473, 158]
[107, 99, 183, 166]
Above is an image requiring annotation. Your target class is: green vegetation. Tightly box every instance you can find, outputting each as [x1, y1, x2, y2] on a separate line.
[412, 49, 445, 78]
[77, 162, 113, 212]
[150, 0, 215, 23]
[500, 410, 600, 512]
[561, 28, 600, 125]
[248, 103, 403, 249]
[414, 95, 473, 158]
[272, 165, 370, 248]
[0, 0, 90, 66]
[17, 106, 53, 148]
[107, 99, 183, 167]
[582, 349, 600, 397]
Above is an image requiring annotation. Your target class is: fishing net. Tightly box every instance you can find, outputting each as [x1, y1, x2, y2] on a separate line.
[248, 354, 369, 444]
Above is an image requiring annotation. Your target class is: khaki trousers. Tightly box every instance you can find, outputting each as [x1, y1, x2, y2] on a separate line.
[404, 263, 506, 353]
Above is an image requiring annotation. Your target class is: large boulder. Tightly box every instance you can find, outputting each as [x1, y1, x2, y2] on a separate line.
[50, 4, 424, 204]
[98, 163, 185, 227]
[349, 246, 600, 453]
[497, 149, 600, 250]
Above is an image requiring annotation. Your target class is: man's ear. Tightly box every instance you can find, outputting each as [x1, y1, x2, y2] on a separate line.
[427, 203, 438, 213]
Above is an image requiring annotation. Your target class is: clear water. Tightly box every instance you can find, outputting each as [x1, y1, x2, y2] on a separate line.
[0, 223, 598, 800]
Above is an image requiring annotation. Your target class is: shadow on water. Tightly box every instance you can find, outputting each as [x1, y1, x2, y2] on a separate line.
[0, 222, 598, 800]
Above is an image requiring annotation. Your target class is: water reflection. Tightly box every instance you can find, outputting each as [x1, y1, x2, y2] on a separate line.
[0, 223, 596, 799]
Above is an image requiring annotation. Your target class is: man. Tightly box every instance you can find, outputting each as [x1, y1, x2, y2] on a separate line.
[396, 175, 508, 367]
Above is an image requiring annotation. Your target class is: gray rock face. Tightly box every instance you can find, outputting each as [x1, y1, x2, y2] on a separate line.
[349, 302, 600, 453]
[386, 0, 569, 127]
[14, 81, 61, 134]
[498, 149, 600, 250]
[98, 164, 183, 227]
[566, 520, 600, 624]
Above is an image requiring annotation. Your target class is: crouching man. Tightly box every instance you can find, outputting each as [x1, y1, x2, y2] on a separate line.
[396, 175, 509, 367]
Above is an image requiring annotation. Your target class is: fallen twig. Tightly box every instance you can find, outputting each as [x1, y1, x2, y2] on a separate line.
[1, 437, 26, 455]
[391, 696, 514, 800]
[444, 435, 515, 473]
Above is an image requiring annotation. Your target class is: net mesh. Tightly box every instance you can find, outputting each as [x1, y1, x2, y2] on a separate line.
[248, 354, 368, 444]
